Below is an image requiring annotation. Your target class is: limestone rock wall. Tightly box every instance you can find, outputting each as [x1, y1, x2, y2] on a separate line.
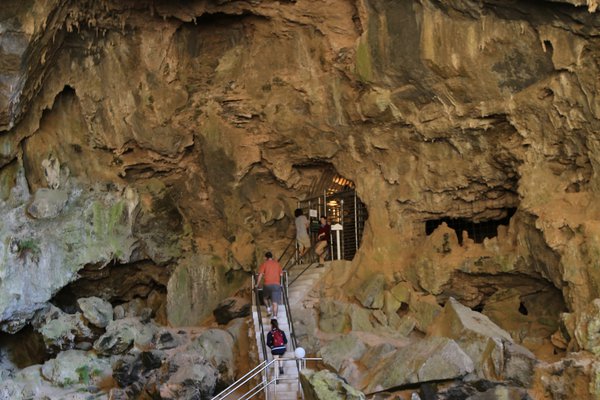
[0, 0, 599, 357]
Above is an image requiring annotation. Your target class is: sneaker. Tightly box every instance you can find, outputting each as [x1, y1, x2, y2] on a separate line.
[266, 307, 272, 316]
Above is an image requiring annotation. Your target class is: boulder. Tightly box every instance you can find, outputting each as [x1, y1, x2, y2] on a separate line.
[77, 296, 114, 328]
[318, 299, 350, 333]
[188, 328, 235, 386]
[320, 333, 367, 372]
[213, 297, 251, 325]
[355, 273, 385, 309]
[360, 342, 396, 369]
[428, 298, 537, 385]
[534, 352, 600, 399]
[364, 337, 474, 394]
[27, 188, 68, 219]
[41, 349, 111, 387]
[161, 353, 218, 400]
[33, 306, 94, 352]
[300, 369, 366, 400]
[574, 298, 600, 354]
[112, 351, 165, 388]
[349, 304, 375, 332]
[408, 294, 442, 332]
[93, 317, 158, 355]
[294, 309, 321, 354]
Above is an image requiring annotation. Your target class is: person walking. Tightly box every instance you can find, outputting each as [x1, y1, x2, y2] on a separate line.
[294, 208, 311, 262]
[314, 215, 331, 267]
[256, 251, 283, 317]
[266, 318, 288, 375]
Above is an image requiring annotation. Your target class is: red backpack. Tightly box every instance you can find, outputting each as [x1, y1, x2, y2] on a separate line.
[272, 329, 285, 347]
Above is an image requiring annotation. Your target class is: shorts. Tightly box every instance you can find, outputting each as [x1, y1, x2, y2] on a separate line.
[264, 284, 282, 304]
[297, 235, 311, 250]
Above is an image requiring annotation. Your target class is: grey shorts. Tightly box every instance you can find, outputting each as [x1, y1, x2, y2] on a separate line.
[264, 284, 282, 304]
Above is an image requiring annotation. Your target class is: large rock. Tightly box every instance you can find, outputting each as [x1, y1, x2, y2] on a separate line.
[188, 328, 236, 386]
[32, 305, 94, 352]
[364, 337, 474, 394]
[428, 298, 537, 385]
[318, 299, 350, 333]
[300, 369, 366, 400]
[40, 349, 111, 387]
[574, 298, 600, 354]
[409, 293, 443, 333]
[320, 333, 367, 372]
[93, 317, 158, 355]
[355, 273, 385, 309]
[112, 351, 164, 388]
[77, 296, 114, 328]
[212, 296, 251, 325]
[534, 352, 600, 399]
[161, 353, 218, 400]
[293, 308, 321, 355]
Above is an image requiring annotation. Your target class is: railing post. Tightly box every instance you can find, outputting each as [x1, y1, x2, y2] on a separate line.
[331, 224, 343, 260]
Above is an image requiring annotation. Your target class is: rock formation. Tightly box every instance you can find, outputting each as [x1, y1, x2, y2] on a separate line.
[1, 0, 600, 398]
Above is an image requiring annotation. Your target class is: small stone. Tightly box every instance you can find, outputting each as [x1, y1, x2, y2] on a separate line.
[114, 305, 126, 320]
[75, 341, 93, 351]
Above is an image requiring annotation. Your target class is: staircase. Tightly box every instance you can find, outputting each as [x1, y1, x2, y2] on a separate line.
[286, 263, 328, 310]
[250, 261, 330, 400]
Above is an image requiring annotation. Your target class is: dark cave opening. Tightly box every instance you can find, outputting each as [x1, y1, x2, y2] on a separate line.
[51, 260, 170, 323]
[518, 301, 529, 315]
[425, 208, 517, 245]
[0, 325, 48, 369]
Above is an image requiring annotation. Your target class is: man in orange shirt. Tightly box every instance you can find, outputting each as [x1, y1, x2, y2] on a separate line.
[257, 251, 283, 317]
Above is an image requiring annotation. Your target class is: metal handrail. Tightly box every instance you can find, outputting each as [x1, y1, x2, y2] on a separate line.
[279, 236, 298, 271]
[212, 357, 323, 400]
[252, 275, 269, 368]
[278, 236, 296, 264]
[288, 261, 318, 287]
[282, 271, 298, 350]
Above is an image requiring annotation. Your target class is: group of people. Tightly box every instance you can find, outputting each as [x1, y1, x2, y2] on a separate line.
[294, 208, 331, 267]
[254, 209, 332, 373]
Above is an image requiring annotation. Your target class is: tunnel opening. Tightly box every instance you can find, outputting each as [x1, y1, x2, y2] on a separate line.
[293, 163, 368, 261]
[425, 208, 517, 245]
[0, 325, 48, 370]
[51, 260, 170, 324]
[439, 271, 566, 358]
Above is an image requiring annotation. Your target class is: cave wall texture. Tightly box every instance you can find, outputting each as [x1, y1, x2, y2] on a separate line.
[1, 0, 600, 360]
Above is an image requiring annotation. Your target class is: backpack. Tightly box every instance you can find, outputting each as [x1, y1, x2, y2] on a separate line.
[272, 329, 285, 347]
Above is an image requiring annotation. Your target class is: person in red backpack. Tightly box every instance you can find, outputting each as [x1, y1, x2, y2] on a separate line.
[266, 318, 288, 375]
